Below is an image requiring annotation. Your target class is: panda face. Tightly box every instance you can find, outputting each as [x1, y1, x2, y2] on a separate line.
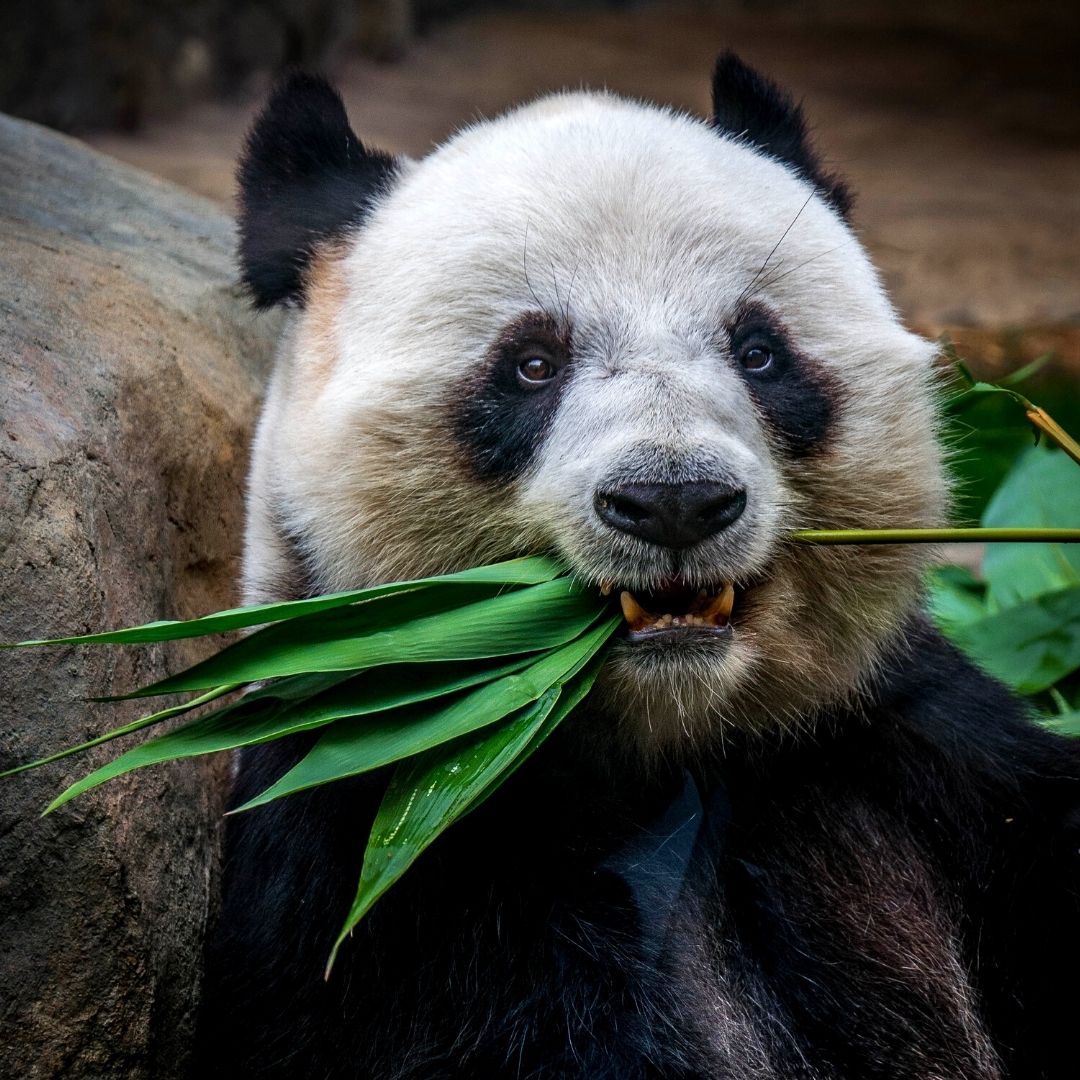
[240, 65, 946, 751]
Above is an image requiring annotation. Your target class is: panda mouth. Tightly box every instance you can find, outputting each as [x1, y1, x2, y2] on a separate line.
[603, 576, 736, 642]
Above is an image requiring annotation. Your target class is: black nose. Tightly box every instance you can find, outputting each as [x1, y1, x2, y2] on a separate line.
[594, 481, 747, 549]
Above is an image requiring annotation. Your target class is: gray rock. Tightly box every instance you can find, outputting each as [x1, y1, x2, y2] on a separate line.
[0, 115, 280, 1079]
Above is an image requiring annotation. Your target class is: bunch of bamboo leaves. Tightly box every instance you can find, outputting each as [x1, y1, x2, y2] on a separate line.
[2, 557, 621, 970]
[3, 356, 1079, 972]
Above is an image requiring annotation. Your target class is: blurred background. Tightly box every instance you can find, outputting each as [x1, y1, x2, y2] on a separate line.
[2, 0, 1077, 355]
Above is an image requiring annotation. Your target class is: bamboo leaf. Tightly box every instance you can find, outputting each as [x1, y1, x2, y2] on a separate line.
[981, 447, 1080, 609]
[232, 615, 620, 813]
[5, 556, 563, 648]
[128, 577, 606, 697]
[7, 670, 374, 781]
[943, 378, 1034, 418]
[927, 565, 987, 634]
[1040, 710, 1080, 737]
[0, 683, 239, 779]
[99, 584, 497, 700]
[326, 655, 603, 974]
[43, 656, 537, 813]
[948, 586, 1080, 694]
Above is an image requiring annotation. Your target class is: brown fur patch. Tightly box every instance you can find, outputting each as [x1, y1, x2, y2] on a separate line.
[296, 248, 350, 394]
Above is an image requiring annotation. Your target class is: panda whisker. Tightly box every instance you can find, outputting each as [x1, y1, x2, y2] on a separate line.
[563, 257, 582, 326]
[753, 244, 845, 297]
[521, 220, 545, 311]
[548, 257, 564, 319]
[734, 190, 814, 310]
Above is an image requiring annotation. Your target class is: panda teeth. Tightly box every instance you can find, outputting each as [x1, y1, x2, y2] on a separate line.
[619, 590, 653, 631]
[702, 583, 735, 624]
[619, 583, 736, 632]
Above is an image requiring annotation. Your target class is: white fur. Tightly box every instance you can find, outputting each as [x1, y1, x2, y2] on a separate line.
[244, 91, 946, 751]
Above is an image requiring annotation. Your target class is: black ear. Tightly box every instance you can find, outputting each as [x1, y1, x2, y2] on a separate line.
[237, 72, 399, 308]
[710, 51, 852, 219]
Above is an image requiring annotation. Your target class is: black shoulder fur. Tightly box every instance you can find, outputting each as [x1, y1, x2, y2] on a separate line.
[194, 622, 1080, 1079]
[711, 51, 853, 218]
[236, 72, 399, 308]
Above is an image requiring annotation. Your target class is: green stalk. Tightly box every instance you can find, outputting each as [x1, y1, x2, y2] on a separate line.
[792, 528, 1080, 545]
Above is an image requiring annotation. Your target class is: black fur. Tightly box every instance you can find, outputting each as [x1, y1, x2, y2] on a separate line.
[195, 624, 1080, 1078]
[453, 311, 573, 484]
[711, 52, 852, 219]
[236, 72, 399, 308]
[729, 303, 839, 458]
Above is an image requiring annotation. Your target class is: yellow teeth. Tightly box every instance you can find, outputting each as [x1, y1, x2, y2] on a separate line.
[618, 582, 736, 633]
[600, 580, 614, 596]
[703, 582, 735, 623]
[619, 590, 652, 632]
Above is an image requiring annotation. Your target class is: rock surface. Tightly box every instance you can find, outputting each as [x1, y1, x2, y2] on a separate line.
[0, 115, 280, 1079]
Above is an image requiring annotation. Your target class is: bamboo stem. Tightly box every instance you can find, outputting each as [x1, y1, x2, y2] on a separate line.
[792, 528, 1080, 545]
[1026, 407, 1080, 467]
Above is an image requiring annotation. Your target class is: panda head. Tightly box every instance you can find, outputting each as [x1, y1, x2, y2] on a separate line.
[238, 57, 946, 752]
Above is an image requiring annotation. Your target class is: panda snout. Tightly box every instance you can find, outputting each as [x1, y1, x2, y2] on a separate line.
[593, 480, 747, 550]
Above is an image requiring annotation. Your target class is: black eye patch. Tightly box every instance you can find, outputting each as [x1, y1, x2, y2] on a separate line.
[453, 312, 572, 484]
[728, 305, 839, 458]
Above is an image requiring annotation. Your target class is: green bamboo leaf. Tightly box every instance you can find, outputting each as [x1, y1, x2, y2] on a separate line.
[1040, 710, 1080, 737]
[943, 377, 1042, 524]
[0, 682, 239, 779]
[12, 670, 374, 780]
[100, 583, 499, 700]
[44, 655, 538, 813]
[949, 585, 1080, 694]
[981, 447, 1080, 609]
[129, 577, 607, 697]
[996, 354, 1052, 388]
[927, 565, 987, 635]
[326, 655, 603, 974]
[233, 616, 620, 813]
[943, 378, 1033, 418]
[4, 555, 563, 648]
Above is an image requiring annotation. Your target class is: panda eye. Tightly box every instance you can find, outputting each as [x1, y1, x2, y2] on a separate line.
[494, 312, 569, 392]
[740, 345, 774, 372]
[517, 351, 557, 386]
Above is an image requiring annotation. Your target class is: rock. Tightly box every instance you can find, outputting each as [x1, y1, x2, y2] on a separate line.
[0, 115, 280, 1079]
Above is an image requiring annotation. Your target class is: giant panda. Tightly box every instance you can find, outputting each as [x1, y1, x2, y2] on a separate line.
[195, 55, 1080, 1079]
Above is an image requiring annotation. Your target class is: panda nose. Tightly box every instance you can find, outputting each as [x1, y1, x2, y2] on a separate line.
[594, 481, 747, 550]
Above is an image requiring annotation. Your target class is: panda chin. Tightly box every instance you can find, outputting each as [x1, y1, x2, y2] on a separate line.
[585, 570, 771, 747]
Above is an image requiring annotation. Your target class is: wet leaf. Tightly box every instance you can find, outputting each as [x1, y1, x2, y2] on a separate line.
[326, 654, 604, 973]
[233, 616, 620, 812]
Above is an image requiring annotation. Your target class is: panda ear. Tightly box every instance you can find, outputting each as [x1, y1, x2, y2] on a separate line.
[237, 72, 400, 308]
[710, 51, 852, 219]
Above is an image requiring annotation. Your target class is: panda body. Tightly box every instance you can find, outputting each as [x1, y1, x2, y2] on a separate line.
[197, 59, 1079, 1079]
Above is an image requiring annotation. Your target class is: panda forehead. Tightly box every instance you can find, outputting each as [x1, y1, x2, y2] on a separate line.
[324, 90, 905, 399]
[358, 92, 861, 303]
